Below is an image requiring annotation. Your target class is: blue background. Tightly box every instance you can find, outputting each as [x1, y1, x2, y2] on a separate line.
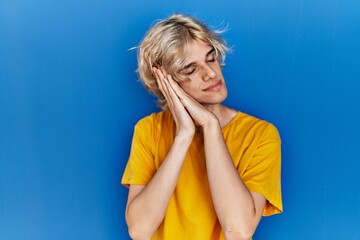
[1, 0, 360, 239]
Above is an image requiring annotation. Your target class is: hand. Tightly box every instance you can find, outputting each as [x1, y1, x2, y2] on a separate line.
[153, 67, 195, 138]
[154, 67, 217, 129]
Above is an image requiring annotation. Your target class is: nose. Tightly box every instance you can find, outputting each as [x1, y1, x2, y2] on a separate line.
[202, 65, 216, 81]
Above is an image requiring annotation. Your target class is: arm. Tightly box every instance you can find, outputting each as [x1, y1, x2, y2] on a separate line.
[126, 134, 192, 240]
[203, 120, 266, 240]
[164, 74, 266, 240]
[125, 68, 195, 239]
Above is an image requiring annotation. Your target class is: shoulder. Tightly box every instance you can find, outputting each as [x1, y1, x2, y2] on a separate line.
[131, 111, 175, 159]
[227, 111, 280, 143]
[232, 111, 277, 130]
[135, 111, 173, 132]
[242, 112, 281, 144]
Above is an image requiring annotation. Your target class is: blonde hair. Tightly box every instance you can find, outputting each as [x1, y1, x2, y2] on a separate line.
[136, 13, 229, 109]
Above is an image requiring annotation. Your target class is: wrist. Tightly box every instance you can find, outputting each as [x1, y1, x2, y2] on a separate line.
[202, 117, 221, 134]
[175, 131, 194, 145]
[203, 114, 220, 129]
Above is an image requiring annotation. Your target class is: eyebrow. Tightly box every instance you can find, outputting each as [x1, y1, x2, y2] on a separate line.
[179, 48, 216, 72]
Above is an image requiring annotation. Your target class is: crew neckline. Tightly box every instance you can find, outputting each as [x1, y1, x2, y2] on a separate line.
[221, 111, 242, 132]
[192, 111, 242, 137]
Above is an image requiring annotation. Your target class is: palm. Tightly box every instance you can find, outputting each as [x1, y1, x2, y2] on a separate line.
[154, 67, 195, 137]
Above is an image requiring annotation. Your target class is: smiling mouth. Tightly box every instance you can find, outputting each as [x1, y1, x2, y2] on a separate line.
[203, 80, 222, 91]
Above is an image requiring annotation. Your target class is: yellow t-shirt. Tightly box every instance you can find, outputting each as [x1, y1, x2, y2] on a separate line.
[122, 111, 282, 239]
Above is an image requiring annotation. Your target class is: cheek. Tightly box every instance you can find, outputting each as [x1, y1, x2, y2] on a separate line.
[180, 83, 202, 99]
[180, 85, 196, 97]
[179, 81, 194, 94]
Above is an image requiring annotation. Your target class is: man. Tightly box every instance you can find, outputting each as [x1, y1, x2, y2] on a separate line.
[122, 14, 282, 240]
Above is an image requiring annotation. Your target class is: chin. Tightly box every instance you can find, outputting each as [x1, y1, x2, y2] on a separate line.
[201, 93, 228, 105]
[216, 89, 228, 103]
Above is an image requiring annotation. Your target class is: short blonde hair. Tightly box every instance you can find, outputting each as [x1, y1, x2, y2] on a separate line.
[136, 14, 229, 109]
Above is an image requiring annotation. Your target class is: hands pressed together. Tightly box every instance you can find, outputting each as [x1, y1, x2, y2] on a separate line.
[153, 66, 218, 138]
[125, 66, 265, 240]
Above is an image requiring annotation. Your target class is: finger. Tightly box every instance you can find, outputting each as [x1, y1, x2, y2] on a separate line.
[159, 66, 169, 78]
[153, 68, 169, 99]
[166, 74, 196, 107]
[156, 67, 190, 112]
[154, 68, 171, 102]
[166, 75, 188, 97]
[155, 68, 179, 112]
[156, 67, 181, 105]
[153, 68, 167, 99]
[156, 68, 171, 97]
[153, 67, 164, 93]
[162, 74, 183, 107]
[162, 75, 194, 125]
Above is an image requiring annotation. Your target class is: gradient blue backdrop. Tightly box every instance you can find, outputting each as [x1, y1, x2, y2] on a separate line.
[1, 0, 360, 239]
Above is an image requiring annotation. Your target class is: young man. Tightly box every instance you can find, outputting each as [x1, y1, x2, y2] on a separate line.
[122, 14, 282, 240]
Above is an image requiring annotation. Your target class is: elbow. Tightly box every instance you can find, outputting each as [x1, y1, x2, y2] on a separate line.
[126, 216, 155, 240]
[126, 208, 163, 239]
[223, 226, 255, 240]
[128, 226, 153, 240]
[125, 209, 156, 239]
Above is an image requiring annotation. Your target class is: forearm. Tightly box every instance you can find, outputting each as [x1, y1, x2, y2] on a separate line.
[126, 134, 193, 238]
[203, 120, 258, 239]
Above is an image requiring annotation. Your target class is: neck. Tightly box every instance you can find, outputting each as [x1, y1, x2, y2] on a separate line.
[203, 103, 219, 116]
[203, 103, 226, 119]
[202, 103, 236, 128]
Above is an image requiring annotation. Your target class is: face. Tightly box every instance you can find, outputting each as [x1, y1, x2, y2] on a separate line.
[178, 40, 228, 106]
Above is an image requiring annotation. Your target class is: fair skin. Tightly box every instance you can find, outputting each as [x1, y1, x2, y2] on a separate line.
[126, 40, 267, 240]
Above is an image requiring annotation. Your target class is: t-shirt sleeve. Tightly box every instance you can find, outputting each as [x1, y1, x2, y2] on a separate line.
[242, 124, 283, 216]
[121, 118, 157, 187]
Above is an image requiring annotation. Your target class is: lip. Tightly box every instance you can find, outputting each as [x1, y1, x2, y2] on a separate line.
[203, 80, 222, 91]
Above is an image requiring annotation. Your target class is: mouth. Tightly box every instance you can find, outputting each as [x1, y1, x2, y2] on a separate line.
[203, 80, 222, 91]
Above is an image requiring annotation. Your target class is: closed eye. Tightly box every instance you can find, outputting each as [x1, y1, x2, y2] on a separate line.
[185, 68, 196, 75]
[181, 48, 216, 76]
[206, 50, 216, 62]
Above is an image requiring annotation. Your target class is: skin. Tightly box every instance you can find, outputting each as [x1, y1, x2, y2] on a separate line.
[125, 40, 267, 240]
